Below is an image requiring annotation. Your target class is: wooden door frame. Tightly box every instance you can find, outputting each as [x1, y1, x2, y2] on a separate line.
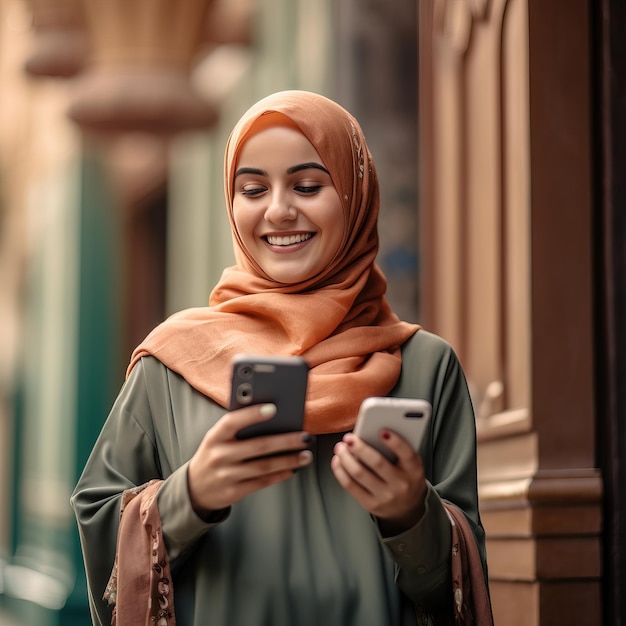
[595, 1, 626, 624]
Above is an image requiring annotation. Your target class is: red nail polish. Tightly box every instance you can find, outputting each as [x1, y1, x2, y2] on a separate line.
[381, 431, 391, 440]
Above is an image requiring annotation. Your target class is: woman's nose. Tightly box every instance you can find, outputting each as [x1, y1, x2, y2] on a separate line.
[264, 190, 297, 223]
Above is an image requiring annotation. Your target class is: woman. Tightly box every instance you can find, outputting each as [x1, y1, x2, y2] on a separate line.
[71, 90, 491, 626]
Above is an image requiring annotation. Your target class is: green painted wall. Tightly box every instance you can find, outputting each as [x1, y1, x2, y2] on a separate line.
[2, 146, 123, 626]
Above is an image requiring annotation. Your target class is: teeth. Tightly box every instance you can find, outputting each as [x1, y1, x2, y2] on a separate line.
[266, 233, 312, 246]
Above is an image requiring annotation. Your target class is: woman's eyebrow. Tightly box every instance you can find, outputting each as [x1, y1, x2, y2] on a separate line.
[234, 162, 330, 178]
[287, 162, 330, 175]
[234, 166, 267, 178]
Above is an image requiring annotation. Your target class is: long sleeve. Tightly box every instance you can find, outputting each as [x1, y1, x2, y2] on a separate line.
[71, 364, 161, 625]
[70, 360, 218, 625]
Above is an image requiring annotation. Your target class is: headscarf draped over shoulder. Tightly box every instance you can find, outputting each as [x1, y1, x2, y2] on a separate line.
[128, 90, 419, 434]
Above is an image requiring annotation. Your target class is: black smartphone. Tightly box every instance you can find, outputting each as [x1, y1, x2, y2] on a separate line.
[229, 354, 309, 439]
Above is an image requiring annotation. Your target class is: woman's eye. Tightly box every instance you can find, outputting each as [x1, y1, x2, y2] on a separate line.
[295, 185, 322, 194]
[241, 186, 266, 197]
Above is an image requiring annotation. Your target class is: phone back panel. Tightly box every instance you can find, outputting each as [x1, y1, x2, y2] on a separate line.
[229, 354, 309, 439]
[353, 397, 432, 462]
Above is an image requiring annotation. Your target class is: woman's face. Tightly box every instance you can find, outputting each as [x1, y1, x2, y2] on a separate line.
[232, 124, 344, 284]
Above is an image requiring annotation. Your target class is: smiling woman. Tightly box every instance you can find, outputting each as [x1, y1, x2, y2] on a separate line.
[232, 121, 344, 284]
[71, 90, 492, 626]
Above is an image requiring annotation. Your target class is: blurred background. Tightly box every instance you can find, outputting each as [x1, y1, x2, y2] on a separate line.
[0, 0, 624, 624]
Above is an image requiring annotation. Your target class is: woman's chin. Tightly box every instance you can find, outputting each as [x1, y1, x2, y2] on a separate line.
[263, 263, 321, 285]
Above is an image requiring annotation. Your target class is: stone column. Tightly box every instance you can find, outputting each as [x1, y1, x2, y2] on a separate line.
[418, 0, 601, 623]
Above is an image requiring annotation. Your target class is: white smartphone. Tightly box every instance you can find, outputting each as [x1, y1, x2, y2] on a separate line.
[229, 354, 309, 439]
[353, 397, 432, 463]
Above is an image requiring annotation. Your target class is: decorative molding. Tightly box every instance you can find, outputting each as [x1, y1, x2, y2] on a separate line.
[23, 0, 86, 78]
[527, 469, 603, 505]
[480, 468, 602, 506]
[67, 0, 217, 134]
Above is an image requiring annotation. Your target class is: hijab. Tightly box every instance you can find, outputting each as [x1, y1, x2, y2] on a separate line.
[127, 90, 419, 434]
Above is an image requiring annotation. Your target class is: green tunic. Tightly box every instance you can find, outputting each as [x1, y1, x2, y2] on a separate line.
[71, 330, 486, 626]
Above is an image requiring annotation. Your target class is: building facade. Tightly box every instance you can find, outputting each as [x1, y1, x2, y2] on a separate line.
[0, 1, 623, 624]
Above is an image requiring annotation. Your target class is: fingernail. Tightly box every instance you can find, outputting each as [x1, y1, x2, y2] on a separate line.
[301, 433, 315, 444]
[381, 430, 391, 440]
[298, 450, 313, 465]
[259, 404, 276, 417]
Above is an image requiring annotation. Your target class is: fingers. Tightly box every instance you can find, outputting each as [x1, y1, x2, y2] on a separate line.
[188, 431, 313, 513]
[374, 428, 421, 467]
[213, 403, 278, 441]
[339, 430, 421, 479]
[190, 459, 301, 515]
[330, 451, 377, 504]
[188, 403, 315, 513]
[332, 438, 386, 493]
[202, 403, 312, 462]
[331, 429, 427, 527]
[231, 448, 313, 483]
[205, 449, 313, 508]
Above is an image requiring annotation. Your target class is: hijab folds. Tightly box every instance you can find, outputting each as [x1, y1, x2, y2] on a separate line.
[128, 90, 419, 434]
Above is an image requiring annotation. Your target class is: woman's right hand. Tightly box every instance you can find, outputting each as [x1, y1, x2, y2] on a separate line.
[187, 403, 313, 518]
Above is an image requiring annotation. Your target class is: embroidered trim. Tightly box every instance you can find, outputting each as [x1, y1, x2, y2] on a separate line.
[350, 123, 365, 179]
[105, 483, 154, 609]
[149, 527, 173, 625]
[104, 480, 175, 625]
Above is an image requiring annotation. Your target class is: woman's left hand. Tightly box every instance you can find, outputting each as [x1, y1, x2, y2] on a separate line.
[331, 430, 428, 536]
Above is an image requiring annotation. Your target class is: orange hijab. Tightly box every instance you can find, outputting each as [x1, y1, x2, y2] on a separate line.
[127, 90, 419, 433]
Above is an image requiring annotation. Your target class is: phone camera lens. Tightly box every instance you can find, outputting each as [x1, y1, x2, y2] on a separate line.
[236, 382, 253, 404]
[237, 365, 254, 380]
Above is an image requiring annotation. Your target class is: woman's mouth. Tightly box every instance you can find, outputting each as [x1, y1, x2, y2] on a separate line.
[265, 233, 313, 246]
